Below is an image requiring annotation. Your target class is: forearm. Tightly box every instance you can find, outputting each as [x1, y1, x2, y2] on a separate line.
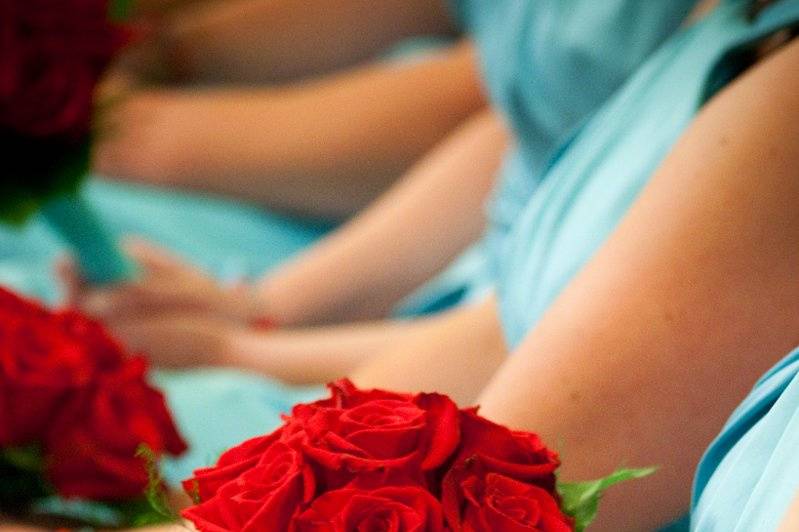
[780, 491, 799, 531]
[221, 317, 437, 385]
[163, 0, 458, 83]
[351, 296, 507, 407]
[257, 109, 506, 325]
[129, 0, 203, 17]
[477, 40, 799, 531]
[154, 42, 485, 219]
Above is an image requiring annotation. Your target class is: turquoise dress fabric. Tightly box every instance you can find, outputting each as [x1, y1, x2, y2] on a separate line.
[0, 180, 331, 304]
[487, 1, 799, 529]
[689, 11, 799, 524]
[402, 0, 699, 313]
[692, 347, 799, 531]
[452, 0, 698, 288]
[0, 2, 699, 484]
[0, 179, 333, 481]
[495, 0, 799, 350]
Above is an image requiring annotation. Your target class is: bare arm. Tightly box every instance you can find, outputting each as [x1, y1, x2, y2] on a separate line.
[258, 109, 507, 323]
[86, 107, 504, 328]
[222, 303, 505, 388]
[126, 0, 202, 16]
[350, 296, 507, 407]
[780, 491, 799, 532]
[74, 289, 503, 395]
[105, 311, 439, 384]
[474, 39, 799, 531]
[136, 0, 458, 84]
[96, 42, 487, 219]
[222, 319, 430, 385]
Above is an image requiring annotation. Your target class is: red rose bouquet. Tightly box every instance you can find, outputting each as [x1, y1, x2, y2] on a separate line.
[182, 380, 653, 531]
[0, 0, 136, 284]
[0, 286, 187, 526]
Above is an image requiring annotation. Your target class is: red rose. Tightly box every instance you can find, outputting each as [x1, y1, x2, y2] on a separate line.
[183, 442, 315, 532]
[442, 411, 566, 531]
[52, 308, 131, 370]
[447, 469, 573, 532]
[183, 429, 285, 502]
[0, 285, 48, 316]
[287, 380, 459, 487]
[292, 485, 446, 532]
[1, 1, 130, 221]
[46, 357, 187, 500]
[0, 288, 124, 445]
[319, 379, 416, 407]
[449, 409, 560, 489]
[0, 0, 128, 139]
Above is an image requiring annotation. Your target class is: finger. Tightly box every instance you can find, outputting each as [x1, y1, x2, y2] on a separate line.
[80, 281, 166, 319]
[109, 313, 211, 369]
[80, 278, 211, 321]
[81, 287, 128, 318]
[54, 255, 84, 306]
[123, 237, 196, 274]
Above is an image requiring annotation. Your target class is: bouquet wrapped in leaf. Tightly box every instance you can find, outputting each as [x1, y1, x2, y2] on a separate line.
[0, 0, 137, 284]
[0, 286, 187, 527]
[181, 380, 654, 531]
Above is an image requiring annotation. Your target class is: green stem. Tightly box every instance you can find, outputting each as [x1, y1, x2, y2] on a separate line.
[41, 192, 136, 285]
[110, 0, 134, 21]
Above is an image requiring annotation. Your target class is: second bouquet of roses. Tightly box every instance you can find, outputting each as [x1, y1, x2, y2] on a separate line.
[0, 286, 187, 527]
[182, 379, 653, 531]
[1, 0, 138, 284]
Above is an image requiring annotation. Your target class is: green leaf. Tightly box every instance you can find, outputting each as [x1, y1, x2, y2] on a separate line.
[16, 446, 178, 528]
[30, 495, 176, 528]
[557, 467, 657, 531]
[0, 139, 89, 226]
[0, 450, 50, 510]
[1, 446, 44, 473]
[136, 444, 182, 523]
[109, 0, 134, 21]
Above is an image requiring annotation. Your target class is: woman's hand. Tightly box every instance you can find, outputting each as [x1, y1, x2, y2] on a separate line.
[103, 311, 237, 368]
[0, 523, 42, 531]
[58, 238, 268, 325]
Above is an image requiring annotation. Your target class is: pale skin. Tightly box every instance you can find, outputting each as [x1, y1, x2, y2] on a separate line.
[50, 5, 799, 532]
[23, 28, 799, 532]
[779, 492, 799, 531]
[357, 34, 799, 530]
[96, 42, 487, 220]
[97, 0, 486, 219]
[45, 39, 799, 532]
[66, 109, 508, 332]
[125, 0, 460, 84]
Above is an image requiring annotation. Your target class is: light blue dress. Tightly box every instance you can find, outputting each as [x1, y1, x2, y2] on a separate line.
[0, 180, 333, 481]
[403, 0, 698, 312]
[158, 0, 699, 480]
[485, 1, 799, 530]
[0, 180, 331, 304]
[0, 2, 696, 484]
[690, 2, 799, 510]
[494, 0, 799, 349]
[693, 347, 799, 530]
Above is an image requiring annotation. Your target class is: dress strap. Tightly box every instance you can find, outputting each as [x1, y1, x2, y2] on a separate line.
[701, 0, 799, 103]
